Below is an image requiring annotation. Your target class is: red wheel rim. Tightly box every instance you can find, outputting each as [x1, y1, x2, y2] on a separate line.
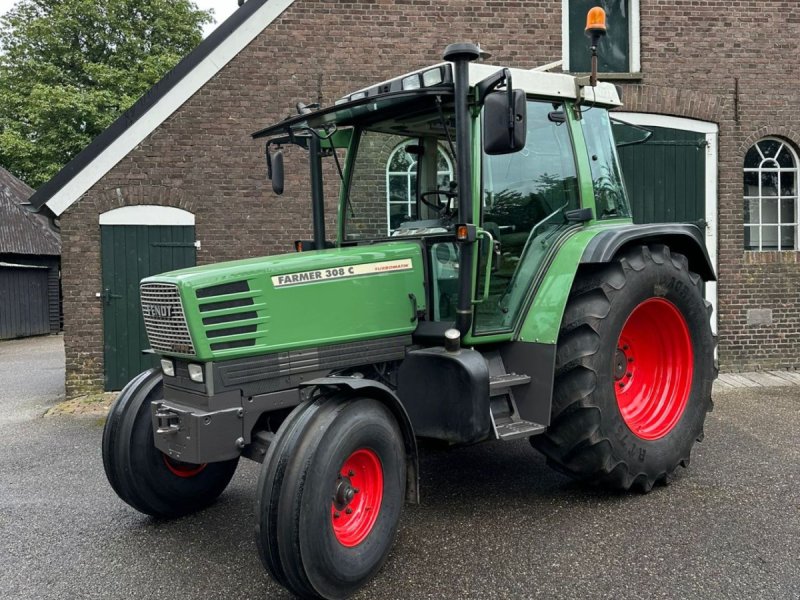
[331, 448, 383, 547]
[162, 454, 207, 478]
[614, 298, 694, 440]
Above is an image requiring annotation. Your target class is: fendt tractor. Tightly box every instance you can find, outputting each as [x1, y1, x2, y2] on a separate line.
[103, 9, 716, 600]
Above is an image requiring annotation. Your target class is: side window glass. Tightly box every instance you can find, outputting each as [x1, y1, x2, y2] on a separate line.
[581, 109, 630, 219]
[475, 101, 579, 333]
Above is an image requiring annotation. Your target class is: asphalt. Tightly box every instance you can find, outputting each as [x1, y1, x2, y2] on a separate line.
[1, 335, 799, 600]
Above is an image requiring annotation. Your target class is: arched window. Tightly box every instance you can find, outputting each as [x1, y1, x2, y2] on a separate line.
[744, 138, 799, 251]
[386, 141, 453, 234]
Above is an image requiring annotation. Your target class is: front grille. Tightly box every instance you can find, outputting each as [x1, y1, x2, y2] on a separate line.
[140, 283, 195, 355]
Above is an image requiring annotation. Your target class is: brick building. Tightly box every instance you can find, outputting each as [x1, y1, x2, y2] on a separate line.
[26, 0, 800, 394]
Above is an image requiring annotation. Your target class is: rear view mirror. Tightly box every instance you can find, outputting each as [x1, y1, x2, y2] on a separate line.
[483, 89, 527, 155]
[271, 150, 284, 195]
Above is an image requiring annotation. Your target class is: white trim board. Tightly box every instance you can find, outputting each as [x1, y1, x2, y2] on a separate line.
[614, 112, 719, 335]
[46, 0, 297, 217]
[99, 206, 195, 226]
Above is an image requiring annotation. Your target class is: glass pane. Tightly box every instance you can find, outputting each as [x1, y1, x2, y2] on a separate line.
[781, 226, 796, 249]
[389, 147, 413, 171]
[389, 203, 416, 230]
[743, 171, 759, 196]
[758, 139, 782, 159]
[777, 144, 796, 168]
[744, 198, 759, 224]
[780, 198, 795, 225]
[744, 145, 761, 168]
[781, 171, 796, 196]
[437, 150, 451, 173]
[761, 225, 779, 249]
[568, 0, 630, 73]
[581, 108, 630, 219]
[388, 175, 407, 203]
[761, 172, 779, 196]
[477, 100, 580, 333]
[761, 198, 778, 224]
[429, 242, 459, 320]
[437, 173, 451, 188]
[744, 226, 759, 250]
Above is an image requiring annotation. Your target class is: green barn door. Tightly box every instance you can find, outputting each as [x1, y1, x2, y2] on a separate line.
[616, 126, 707, 228]
[101, 225, 196, 390]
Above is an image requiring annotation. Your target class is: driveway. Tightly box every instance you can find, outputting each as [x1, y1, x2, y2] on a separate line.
[1, 335, 798, 599]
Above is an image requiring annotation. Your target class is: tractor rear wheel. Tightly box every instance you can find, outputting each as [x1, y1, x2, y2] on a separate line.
[102, 369, 239, 517]
[532, 244, 715, 492]
[255, 395, 406, 600]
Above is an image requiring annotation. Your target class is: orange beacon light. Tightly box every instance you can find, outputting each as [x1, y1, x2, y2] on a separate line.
[584, 6, 607, 87]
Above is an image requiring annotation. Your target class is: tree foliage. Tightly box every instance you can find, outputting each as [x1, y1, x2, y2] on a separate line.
[0, 0, 212, 188]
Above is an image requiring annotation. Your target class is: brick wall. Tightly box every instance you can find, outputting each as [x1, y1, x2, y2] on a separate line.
[60, 0, 800, 394]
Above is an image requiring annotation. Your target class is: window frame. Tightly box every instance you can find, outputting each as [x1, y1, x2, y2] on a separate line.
[561, 0, 641, 75]
[385, 140, 454, 236]
[743, 137, 800, 252]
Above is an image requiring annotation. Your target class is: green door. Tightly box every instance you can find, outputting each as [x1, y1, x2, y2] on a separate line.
[101, 225, 196, 390]
[616, 126, 707, 228]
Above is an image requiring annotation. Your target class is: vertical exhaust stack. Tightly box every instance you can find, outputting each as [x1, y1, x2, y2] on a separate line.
[443, 42, 481, 336]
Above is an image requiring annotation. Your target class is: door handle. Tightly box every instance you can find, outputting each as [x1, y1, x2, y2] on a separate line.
[99, 288, 123, 305]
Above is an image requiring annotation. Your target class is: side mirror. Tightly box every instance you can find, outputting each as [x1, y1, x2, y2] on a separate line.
[483, 89, 527, 155]
[271, 150, 284, 195]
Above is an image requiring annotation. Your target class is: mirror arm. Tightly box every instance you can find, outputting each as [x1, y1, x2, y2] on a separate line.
[265, 144, 273, 180]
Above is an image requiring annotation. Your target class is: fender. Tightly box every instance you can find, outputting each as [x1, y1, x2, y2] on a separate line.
[301, 376, 420, 504]
[581, 223, 716, 281]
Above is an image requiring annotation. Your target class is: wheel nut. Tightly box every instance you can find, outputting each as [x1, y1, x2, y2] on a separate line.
[353, 488, 360, 494]
[626, 372, 632, 378]
[623, 345, 629, 351]
[345, 508, 353, 515]
[334, 512, 340, 519]
[618, 382, 625, 388]
[627, 357, 634, 363]
[348, 470, 355, 477]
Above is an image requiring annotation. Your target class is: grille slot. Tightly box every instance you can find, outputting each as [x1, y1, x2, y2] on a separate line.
[140, 283, 195, 355]
[196, 280, 262, 352]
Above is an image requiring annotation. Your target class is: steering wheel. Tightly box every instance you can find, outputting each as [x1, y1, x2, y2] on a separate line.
[420, 190, 458, 216]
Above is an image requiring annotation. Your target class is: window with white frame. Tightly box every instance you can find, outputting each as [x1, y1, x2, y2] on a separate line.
[743, 138, 799, 251]
[386, 141, 453, 234]
[563, 0, 640, 74]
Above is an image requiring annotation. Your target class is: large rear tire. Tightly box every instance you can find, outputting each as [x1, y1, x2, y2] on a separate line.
[255, 394, 406, 600]
[532, 245, 715, 492]
[102, 369, 239, 517]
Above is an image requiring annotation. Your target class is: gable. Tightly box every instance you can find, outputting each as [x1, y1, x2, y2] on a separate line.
[28, 0, 297, 217]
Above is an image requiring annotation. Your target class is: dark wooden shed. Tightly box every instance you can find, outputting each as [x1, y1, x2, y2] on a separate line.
[0, 167, 61, 339]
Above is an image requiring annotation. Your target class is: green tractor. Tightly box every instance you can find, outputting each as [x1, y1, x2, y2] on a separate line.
[102, 29, 716, 600]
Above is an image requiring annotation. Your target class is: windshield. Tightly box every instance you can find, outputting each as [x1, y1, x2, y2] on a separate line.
[344, 108, 456, 241]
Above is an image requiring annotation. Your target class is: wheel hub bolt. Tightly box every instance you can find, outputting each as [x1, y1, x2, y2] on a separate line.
[353, 488, 360, 494]
[348, 470, 355, 477]
[626, 372, 632, 378]
[345, 508, 353, 515]
[334, 511, 340, 518]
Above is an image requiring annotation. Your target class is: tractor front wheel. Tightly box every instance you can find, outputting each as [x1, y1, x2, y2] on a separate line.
[255, 395, 406, 600]
[102, 369, 239, 517]
[533, 244, 715, 492]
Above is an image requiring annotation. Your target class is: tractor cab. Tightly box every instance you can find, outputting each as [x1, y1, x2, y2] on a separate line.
[253, 56, 627, 341]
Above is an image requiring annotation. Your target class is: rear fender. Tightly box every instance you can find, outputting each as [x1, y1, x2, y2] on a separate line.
[581, 223, 716, 281]
[300, 377, 420, 504]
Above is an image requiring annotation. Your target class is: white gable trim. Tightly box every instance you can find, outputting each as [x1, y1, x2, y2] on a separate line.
[47, 0, 297, 217]
[99, 206, 195, 226]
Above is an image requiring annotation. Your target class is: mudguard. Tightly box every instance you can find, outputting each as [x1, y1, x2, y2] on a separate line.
[581, 223, 716, 281]
[300, 376, 420, 504]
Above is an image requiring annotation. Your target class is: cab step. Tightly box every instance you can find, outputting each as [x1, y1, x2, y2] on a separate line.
[489, 372, 531, 394]
[489, 373, 545, 441]
[494, 419, 547, 441]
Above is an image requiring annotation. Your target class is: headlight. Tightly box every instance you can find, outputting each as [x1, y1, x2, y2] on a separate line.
[160, 359, 175, 377]
[422, 67, 443, 86]
[187, 363, 204, 383]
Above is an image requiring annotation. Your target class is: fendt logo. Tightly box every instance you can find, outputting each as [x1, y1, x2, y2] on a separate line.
[142, 304, 173, 319]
